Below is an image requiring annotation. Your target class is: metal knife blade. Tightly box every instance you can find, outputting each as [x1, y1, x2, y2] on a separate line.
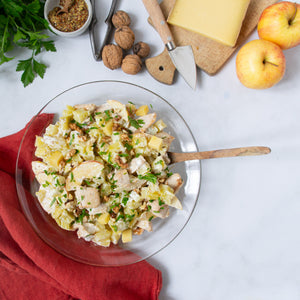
[166, 42, 196, 89]
[142, 0, 197, 89]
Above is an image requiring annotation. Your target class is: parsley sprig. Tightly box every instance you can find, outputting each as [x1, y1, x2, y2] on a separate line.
[0, 0, 56, 87]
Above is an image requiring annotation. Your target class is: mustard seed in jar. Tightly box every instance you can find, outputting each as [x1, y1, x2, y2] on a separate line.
[48, 0, 89, 33]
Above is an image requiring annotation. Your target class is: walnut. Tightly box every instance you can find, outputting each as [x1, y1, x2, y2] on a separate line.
[112, 10, 131, 28]
[133, 42, 150, 58]
[102, 44, 123, 70]
[122, 54, 142, 75]
[114, 26, 135, 50]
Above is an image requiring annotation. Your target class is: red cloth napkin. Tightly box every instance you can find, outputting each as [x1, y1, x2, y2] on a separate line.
[0, 114, 162, 300]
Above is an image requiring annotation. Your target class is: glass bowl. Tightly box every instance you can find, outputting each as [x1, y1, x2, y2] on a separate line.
[16, 81, 201, 266]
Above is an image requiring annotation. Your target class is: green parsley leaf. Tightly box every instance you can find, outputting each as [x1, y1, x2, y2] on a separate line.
[138, 173, 157, 184]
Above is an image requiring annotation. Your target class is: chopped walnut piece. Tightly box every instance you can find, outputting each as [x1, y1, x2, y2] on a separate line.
[69, 123, 83, 134]
[112, 122, 122, 131]
[133, 227, 144, 235]
[114, 115, 122, 121]
[121, 133, 131, 142]
[66, 149, 77, 160]
[112, 205, 120, 214]
[115, 155, 128, 169]
[102, 136, 112, 143]
[103, 195, 109, 202]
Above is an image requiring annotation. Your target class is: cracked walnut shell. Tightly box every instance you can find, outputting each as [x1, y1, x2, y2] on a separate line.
[102, 44, 123, 70]
[114, 26, 135, 50]
[122, 54, 142, 75]
[112, 10, 131, 28]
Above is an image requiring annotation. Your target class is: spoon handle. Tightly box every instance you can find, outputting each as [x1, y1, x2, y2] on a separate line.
[169, 146, 271, 164]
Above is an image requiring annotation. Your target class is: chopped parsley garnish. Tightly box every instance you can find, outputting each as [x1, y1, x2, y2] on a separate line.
[138, 173, 157, 184]
[155, 160, 163, 165]
[119, 153, 129, 157]
[50, 197, 56, 207]
[75, 209, 88, 224]
[111, 225, 118, 232]
[69, 133, 75, 146]
[104, 110, 113, 121]
[122, 197, 129, 206]
[148, 216, 154, 221]
[125, 214, 135, 222]
[70, 172, 75, 182]
[124, 142, 133, 151]
[128, 116, 145, 129]
[42, 181, 50, 188]
[100, 142, 105, 148]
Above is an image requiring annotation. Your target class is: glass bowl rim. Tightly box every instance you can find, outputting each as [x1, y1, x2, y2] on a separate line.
[15, 80, 202, 266]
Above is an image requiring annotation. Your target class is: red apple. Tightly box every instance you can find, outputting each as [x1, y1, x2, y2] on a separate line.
[236, 39, 286, 89]
[258, 1, 300, 50]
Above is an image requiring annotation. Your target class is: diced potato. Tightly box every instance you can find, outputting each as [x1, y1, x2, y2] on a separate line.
[56, 210, 75, 230]
[45, 124, 58, 136]
[36, 190, 46, 203]
[111, 231, 121, 244]
[73, 109, 89, 123]
[46, 151, 64, 169]
[108, 141, 123, 153]
[62, 105, 75, 117]
[136, 105, 149, 116]
[103, 119, 113, 136]
[52, 206, 63, 219]
[148, 136, 163, 151]
[132, 133, 147, 148]
[155, 119, 167, 131]
[122, 228, 132, 243]
[159, 184, 175, 204]
[97, 212, 110, 224]
[93, 225, 112, 244]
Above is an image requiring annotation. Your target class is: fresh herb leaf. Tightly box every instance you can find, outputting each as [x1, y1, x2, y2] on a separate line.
[128, 116, 145, 129]
[0, 0, 56, 87]
[138, 173, 157, 184]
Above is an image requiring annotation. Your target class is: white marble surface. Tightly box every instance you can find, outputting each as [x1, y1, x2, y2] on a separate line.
[1, 1, 300, 299]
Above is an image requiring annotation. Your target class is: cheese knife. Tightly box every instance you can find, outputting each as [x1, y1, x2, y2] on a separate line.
[142, 0, 197, 89]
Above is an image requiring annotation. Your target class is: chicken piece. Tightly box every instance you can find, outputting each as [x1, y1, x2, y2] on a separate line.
[73, 104, 96, 112]
[32, 161, 48, 175]
[169, 196, 182, 210]
[113, 169, 146, 193]
[32, 161, 49, 184]
[130, 113, 157, 133]
[155, 131, 175, 149]
[89, 203, 109, 215]
[65, 161, 104, 191]
[73, 222, 98, 239]
[165, 173, 183, 193]
[128, 156, 147, 174]
[148, 200, 169, 219]
[107, 100, 129, 123]
[95, 102, 112, 113]
[136, 212, 153, 232]
[75, 187, 100, 209]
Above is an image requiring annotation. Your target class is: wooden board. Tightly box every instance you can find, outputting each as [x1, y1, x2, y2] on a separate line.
[145, 0, 277, 84]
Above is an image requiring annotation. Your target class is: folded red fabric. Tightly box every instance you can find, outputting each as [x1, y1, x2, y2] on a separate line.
[0, 114, 162, 300]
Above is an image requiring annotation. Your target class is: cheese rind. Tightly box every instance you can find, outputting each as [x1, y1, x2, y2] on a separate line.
[167, 0, 250, 47]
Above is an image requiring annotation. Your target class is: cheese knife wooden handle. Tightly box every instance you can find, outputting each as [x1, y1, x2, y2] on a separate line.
[142, 0, 175, 45]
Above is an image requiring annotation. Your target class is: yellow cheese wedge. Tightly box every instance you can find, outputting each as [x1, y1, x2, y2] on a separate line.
[167, 0, 250, 47]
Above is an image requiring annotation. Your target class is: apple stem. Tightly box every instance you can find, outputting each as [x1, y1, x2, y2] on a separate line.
[289, 2, 298, 25]
[263, 60, 279, 67]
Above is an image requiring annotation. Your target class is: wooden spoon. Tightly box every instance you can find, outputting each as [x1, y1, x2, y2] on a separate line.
[168, 146, 271, 164]
[56, 0, 74, 15]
